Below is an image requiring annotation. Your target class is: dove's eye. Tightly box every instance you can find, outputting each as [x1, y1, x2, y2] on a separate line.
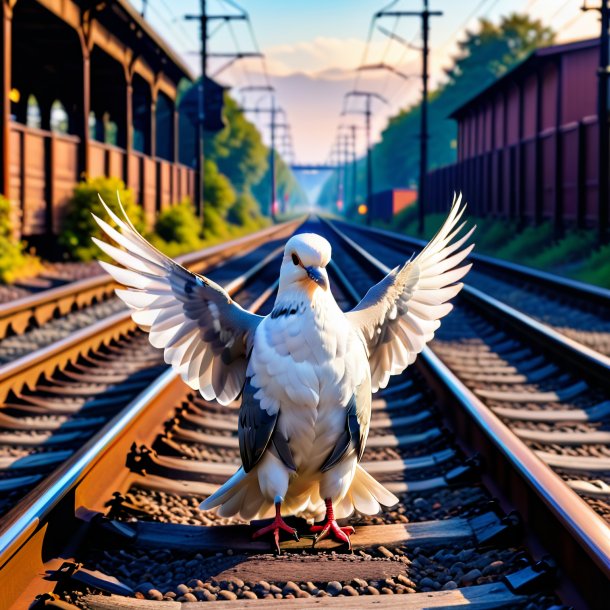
[291, 253, 300, 266]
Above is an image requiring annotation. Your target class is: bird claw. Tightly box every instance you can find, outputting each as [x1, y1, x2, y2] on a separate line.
[252, 515, 299, 554]
[311, 520, 355, 549]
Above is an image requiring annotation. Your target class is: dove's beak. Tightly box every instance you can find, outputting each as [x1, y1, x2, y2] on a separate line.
[305, 265, 328, 290]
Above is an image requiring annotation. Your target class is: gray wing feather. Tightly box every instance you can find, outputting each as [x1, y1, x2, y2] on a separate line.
[321, 379, 371, 472]
[238, 378, 296, 473]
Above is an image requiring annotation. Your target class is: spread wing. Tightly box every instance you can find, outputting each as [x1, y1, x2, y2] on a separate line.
[347, 193, 474, 392]
[92, 195, 263, 405]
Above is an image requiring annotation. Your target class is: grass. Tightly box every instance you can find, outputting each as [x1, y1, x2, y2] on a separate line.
[571, 243, 610, 287]
[384, 203, 609, 289]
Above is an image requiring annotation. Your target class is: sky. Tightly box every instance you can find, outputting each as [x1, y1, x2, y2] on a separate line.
[130, 1, 601, 163]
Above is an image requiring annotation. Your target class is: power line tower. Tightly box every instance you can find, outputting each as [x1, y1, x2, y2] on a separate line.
[184, 1, 248, 224]
[343, 91, 388, 225]
[583, 0, 610, 243]
[375, 0, 442, 235]
[338, 125, 357, 213]
[240, 86, 287, 222]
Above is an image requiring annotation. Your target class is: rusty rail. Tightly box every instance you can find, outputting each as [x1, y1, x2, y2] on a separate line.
[0, 219, 303, 403]
[322, 216, 610, 608]
[0, 219, 303, 341]
[0, 235, 286, 609]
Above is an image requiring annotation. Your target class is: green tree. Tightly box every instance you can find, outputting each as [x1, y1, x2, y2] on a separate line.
[203, 158, 237, 214]
[206, 95, 268, 193]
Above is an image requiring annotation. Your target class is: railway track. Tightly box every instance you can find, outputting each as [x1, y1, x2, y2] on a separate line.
[330, 219, 610, 358]
[324, 216, 610, 606]
[0, 263, 104, 307]
[0, 223, 301, 363]
[0, 220, 302, 520]
[0, 218, 593, 609]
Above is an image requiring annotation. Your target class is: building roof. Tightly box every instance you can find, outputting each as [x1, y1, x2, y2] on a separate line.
[449, 37, 598, 119]
[115, 0, 194, 81]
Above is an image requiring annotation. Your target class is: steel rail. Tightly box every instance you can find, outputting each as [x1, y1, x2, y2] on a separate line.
[325, 218, 610, 387]
[0, 240, 286, 609]
[0, 219, 303, 403]
[330, 217, 610, 306]
[0, 219, 303, 341]
[322, 217, 610, 608]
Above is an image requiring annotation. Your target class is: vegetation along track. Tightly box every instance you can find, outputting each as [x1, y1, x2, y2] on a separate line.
[0, 220, 302, 519]
[324, 216, 610, 607]
[0, 218, 591, 609]
[331, 219, 610, 358]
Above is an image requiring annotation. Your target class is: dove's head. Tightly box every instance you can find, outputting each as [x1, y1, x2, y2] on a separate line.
[279, 233, 331, 294]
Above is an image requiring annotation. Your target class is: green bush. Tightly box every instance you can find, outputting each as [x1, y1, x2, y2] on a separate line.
[0, 195, 42, 284]
[149, 199, 205, 258]
[203, 205, 231, 240]
[59, 176, 143, 261]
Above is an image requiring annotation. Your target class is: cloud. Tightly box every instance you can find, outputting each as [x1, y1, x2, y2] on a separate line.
[262, 36, 417, 78]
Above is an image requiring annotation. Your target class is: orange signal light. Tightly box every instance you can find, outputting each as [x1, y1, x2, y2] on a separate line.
[357, 204, 368, 215]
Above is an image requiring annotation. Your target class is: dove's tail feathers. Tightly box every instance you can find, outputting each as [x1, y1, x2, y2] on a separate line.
[198, 467, 274, 521]
[348, 465, 399, 514]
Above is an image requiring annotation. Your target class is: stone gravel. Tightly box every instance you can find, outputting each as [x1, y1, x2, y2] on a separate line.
[60, 542, 559, 608]
[0, 297, 127, 364]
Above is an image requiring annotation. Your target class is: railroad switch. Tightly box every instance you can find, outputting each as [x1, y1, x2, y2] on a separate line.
[471, 510, 523, 547]
[502, 557, 557, 594]
[45, 561, 134, 596]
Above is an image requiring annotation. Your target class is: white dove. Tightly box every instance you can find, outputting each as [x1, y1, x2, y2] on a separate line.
[93, 193, 473, 552]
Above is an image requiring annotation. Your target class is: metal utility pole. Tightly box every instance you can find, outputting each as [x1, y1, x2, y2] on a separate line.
[365, 98, 372, 224]
[339, 124, 361, 211]
[350, 125, 358, 210]
[185, 1, 208, 222]
[336, 135, 350, 213]
[343, 91, 387, 225]
[341, 134, 350, 213]
[583, 1, 610, 243]
[375, 1, 442, 235]
[270, 95, 277, 221]
[185, 2, 248, 224]
[240, 87, 286, 222]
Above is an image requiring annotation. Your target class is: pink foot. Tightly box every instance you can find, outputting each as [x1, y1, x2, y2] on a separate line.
[252, 502, 299, 554]
[311, 498, 355, 550]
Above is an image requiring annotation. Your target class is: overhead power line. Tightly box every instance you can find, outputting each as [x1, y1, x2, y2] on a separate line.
[375, 0, 443, 235]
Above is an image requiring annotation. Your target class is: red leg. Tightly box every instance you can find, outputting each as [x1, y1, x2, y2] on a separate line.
[252, 502, 299, 554]
[310, 498, 355, 550]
